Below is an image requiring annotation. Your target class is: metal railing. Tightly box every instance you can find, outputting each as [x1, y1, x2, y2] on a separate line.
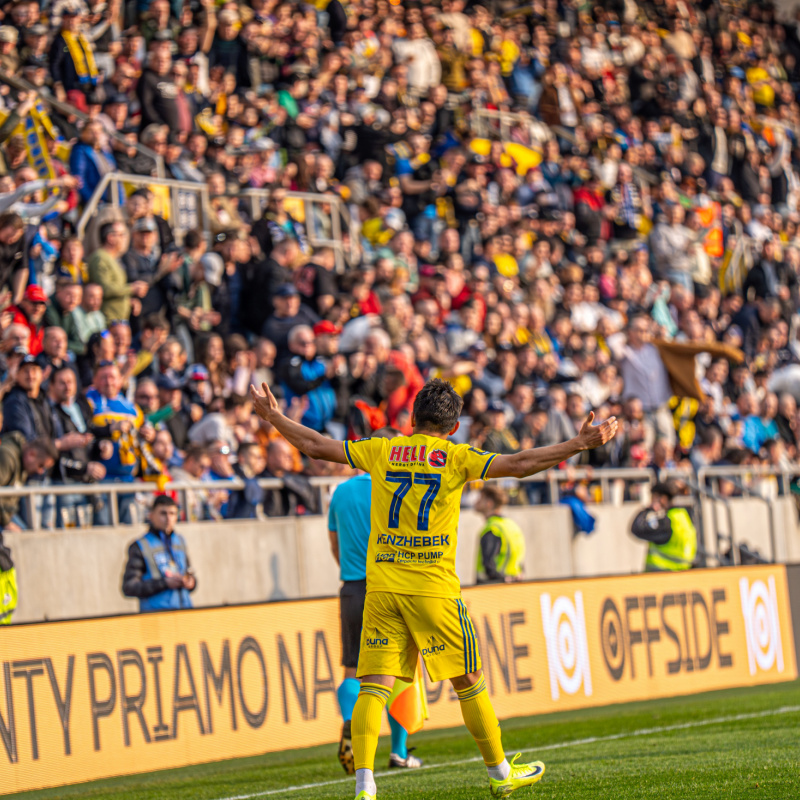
[471, 107, 550, 145]
[76, 175, 360, 270]
[0, 467, 658, 531]
[76, 172, 211, 243]
[0, 69, 165, 178]
[239, 188, 359, 272]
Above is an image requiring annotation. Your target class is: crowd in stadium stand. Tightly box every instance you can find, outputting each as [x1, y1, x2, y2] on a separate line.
[0, 0, 798, 525]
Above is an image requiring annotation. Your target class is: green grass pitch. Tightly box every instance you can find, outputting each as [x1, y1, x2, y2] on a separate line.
[9, 681, 800, 800]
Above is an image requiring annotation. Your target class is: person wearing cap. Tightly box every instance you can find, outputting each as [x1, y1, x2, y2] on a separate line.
[6, 285, 48, 357]
[482, 399, 521, 455]
[176, 251, 223, 334]
[261, 282, 320, 361]
[474, 485, 525, 584]
[0, 26, 19, 75]
[19, 23, 48, 65]
[2, 354, 55, 442]
[122, 494, 197, 612]
[631, 480, 698, 572]
[122, 217, 161, 308]
[49, 4, 98, 101]
[151, 372, 191, 451]
[277, 324, 338, 433]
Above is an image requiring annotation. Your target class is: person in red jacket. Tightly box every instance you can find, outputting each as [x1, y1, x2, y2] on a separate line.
[6, 285, 47, 356]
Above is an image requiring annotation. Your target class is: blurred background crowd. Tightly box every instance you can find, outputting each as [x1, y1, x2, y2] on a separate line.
[0, 0, 799, 525]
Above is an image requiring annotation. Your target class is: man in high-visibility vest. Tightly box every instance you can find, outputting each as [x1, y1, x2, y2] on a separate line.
[0, 533, 16, 624]
[121, 495, 196, 611]
[474, 486, 525, 584]
[631, 480, 697, 572]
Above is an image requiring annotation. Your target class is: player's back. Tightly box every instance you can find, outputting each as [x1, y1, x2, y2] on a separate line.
[343, 433, 496, 598]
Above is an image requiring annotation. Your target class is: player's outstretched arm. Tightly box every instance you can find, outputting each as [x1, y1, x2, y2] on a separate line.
[486, 412, 618, 479]
[250, 383, 349, 464]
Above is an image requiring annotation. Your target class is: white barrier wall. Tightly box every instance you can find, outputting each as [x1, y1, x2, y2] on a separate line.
[6, 498, 800, 623]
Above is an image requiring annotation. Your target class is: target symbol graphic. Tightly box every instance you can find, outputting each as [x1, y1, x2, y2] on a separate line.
[739, 576, 784, 676]
[540, 591, 593, 700]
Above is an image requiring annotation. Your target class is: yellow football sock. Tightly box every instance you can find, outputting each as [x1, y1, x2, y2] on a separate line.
[456, 676, 506, 766]
[352, 682, 392, 771]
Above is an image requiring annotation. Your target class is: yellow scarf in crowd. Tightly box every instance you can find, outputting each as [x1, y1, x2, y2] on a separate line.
[61, 30, 98, 84]
[0, 100, 70, 182]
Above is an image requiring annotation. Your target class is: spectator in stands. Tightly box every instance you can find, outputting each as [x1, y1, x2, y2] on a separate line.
[0, 434, 57, 530]
[47, 364, 106, 524]
[0, 212, 28, 304]
[86, 360, 151, 523]
[262, 438, 317, 517]
[482, 400, 520, 455]
[49, 6, 95, 100]
[228, 442, 266, 519]
[71, 283, 106, 352]
[137, 48, 183, 131]
[610, 313, 675, 448]
[261, 284, 319, 360]
[240, 240, 298, 337]
[155, 373, 192, 450]
[2, 354, 55, 441]
[170, 444, 212, 522]
[88, 222, 149, 323]
[187, 393, 248, 451]
[277, 325, 337, 434]
[45, 280, 83, 356]
[631, 481, 698, 573]
[69, 120, 122, 206]
[122, 494, 196, 612]
[6, 284, 48, 356]
[474, 486, 525, 584]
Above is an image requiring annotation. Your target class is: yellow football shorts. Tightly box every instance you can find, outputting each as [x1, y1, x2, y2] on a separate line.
[357, 591, 482, 683]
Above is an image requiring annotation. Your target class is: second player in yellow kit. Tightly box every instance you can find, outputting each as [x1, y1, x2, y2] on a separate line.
[251, 377, 617, 800]
[343, 435, 493, 681]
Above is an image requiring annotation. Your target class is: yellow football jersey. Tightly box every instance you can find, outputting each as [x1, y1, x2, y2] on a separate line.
[343, 435, 497, 598]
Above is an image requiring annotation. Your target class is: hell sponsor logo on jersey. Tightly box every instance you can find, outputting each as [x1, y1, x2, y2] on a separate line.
[389, 444, 427, 464]
[366, 627, 389, 648]
[421, 635, 446, 657]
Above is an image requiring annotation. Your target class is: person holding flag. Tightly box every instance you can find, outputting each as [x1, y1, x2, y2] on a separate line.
[328, 426, 426, 773]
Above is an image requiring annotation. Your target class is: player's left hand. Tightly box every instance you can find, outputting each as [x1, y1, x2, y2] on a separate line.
[250, 382, 280, 421]
[576, 412, 618, 451]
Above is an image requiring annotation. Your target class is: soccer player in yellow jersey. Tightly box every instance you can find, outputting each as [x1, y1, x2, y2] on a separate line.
[251, 378, 617, 799]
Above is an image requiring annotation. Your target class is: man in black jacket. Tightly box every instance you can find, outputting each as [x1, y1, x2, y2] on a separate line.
[240, 240, 299, 338]
[0, 212, 28, 303]
[121, 495, 197, 611]
[137, 49, 181, 131]
[48, 365, 106, 484]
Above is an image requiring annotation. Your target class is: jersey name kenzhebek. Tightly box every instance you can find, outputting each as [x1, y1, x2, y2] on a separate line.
[343, 434, 497, 598]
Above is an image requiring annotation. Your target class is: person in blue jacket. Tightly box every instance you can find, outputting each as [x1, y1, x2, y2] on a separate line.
[277, 324, 337, 432]
[121, 494, 196, 612]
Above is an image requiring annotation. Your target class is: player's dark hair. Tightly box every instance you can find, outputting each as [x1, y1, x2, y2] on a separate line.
[412, 378, 463, 434]
[152, 494, 179, 510]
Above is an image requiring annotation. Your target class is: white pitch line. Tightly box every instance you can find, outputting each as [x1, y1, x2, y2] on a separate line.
[213, 704, 800, 800]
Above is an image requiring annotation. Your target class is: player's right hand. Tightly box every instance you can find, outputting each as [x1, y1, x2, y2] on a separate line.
[250, 382, 280, 421]
[576, 412, 618, 451]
